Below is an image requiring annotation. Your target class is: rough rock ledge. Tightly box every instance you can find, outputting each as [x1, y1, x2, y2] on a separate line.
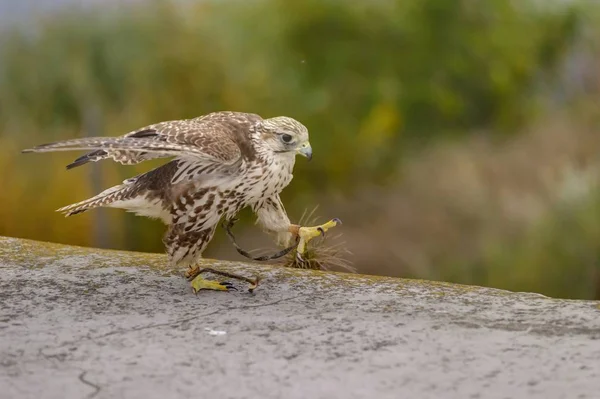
[1, 236, 599, 399]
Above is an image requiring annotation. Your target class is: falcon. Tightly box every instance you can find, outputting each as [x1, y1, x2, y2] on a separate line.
[23, 111, 340, 292]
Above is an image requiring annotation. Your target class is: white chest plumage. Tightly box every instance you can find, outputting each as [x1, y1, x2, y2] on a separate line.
[166, 151, 295, 229]
[241, 154, 295, 203]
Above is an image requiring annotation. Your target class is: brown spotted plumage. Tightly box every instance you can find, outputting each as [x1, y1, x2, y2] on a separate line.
[23, 111, 315, 271]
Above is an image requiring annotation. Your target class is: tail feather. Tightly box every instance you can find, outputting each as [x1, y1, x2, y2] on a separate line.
[57, 184, 132, 217]
[55, 162, 176, 222]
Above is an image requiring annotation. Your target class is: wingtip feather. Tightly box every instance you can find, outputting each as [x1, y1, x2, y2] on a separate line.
[21, 143, 58, 153]
[65, 160, 86, 170]
[55, 206, 83, 217]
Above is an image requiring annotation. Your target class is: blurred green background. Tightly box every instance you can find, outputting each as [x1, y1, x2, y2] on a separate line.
[2, 0, 600, 299]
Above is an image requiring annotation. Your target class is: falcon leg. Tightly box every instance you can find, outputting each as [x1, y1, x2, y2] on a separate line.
[290, 218, 342, 260]
[186, 266, 260, 294]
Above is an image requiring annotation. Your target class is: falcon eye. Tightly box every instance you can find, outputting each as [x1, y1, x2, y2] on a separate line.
[280, 133, 293, 144]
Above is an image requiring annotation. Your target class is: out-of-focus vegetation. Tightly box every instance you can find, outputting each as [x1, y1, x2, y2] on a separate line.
[1, 0, 600, 299]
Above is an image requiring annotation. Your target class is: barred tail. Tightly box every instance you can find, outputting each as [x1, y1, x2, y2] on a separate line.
[57, 184, 132, 217]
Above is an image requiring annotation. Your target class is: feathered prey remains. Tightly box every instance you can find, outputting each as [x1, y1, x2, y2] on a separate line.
[229, 207, 354, 273]
[23, 111, 342, 293]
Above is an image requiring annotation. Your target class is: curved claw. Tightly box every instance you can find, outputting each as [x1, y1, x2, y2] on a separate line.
[220, 281, 238, 291]
[317, 227, 325, 237]
[247, 277, 260, 294]
[332, 217, 342, 225]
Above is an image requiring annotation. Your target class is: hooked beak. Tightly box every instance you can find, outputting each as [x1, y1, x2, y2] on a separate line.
[297, 142, 313, 161]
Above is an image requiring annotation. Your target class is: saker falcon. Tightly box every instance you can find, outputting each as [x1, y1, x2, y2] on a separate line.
[23, 111, 340, 292]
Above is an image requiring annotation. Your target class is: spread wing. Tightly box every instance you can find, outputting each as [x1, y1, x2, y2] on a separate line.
[22, 111, 263, 169]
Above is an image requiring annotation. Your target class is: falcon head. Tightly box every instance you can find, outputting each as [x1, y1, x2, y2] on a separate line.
[257, 116, 312, 161]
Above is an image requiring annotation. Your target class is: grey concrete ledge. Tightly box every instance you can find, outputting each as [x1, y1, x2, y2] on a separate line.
[1, 236, 599, 399]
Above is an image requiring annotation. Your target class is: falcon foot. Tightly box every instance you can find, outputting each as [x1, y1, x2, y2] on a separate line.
[190, 277, 236, 293]
[186, 266, 260, 294]
[296, 218, 342, 261]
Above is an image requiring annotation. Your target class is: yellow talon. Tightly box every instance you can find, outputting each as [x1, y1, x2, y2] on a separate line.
[190, 275, 235, 293]
[186, 266, 258, 294]
[297, 218, 342, 255]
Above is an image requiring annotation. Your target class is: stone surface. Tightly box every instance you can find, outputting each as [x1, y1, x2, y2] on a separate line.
[1, 236, 600, 399]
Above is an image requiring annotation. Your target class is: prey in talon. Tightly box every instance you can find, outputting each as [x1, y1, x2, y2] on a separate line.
[283, 210, 352, 272]
[293, 217, 342, 262]
[224, 208, 351, 272]
[22, 111, 337, 294]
